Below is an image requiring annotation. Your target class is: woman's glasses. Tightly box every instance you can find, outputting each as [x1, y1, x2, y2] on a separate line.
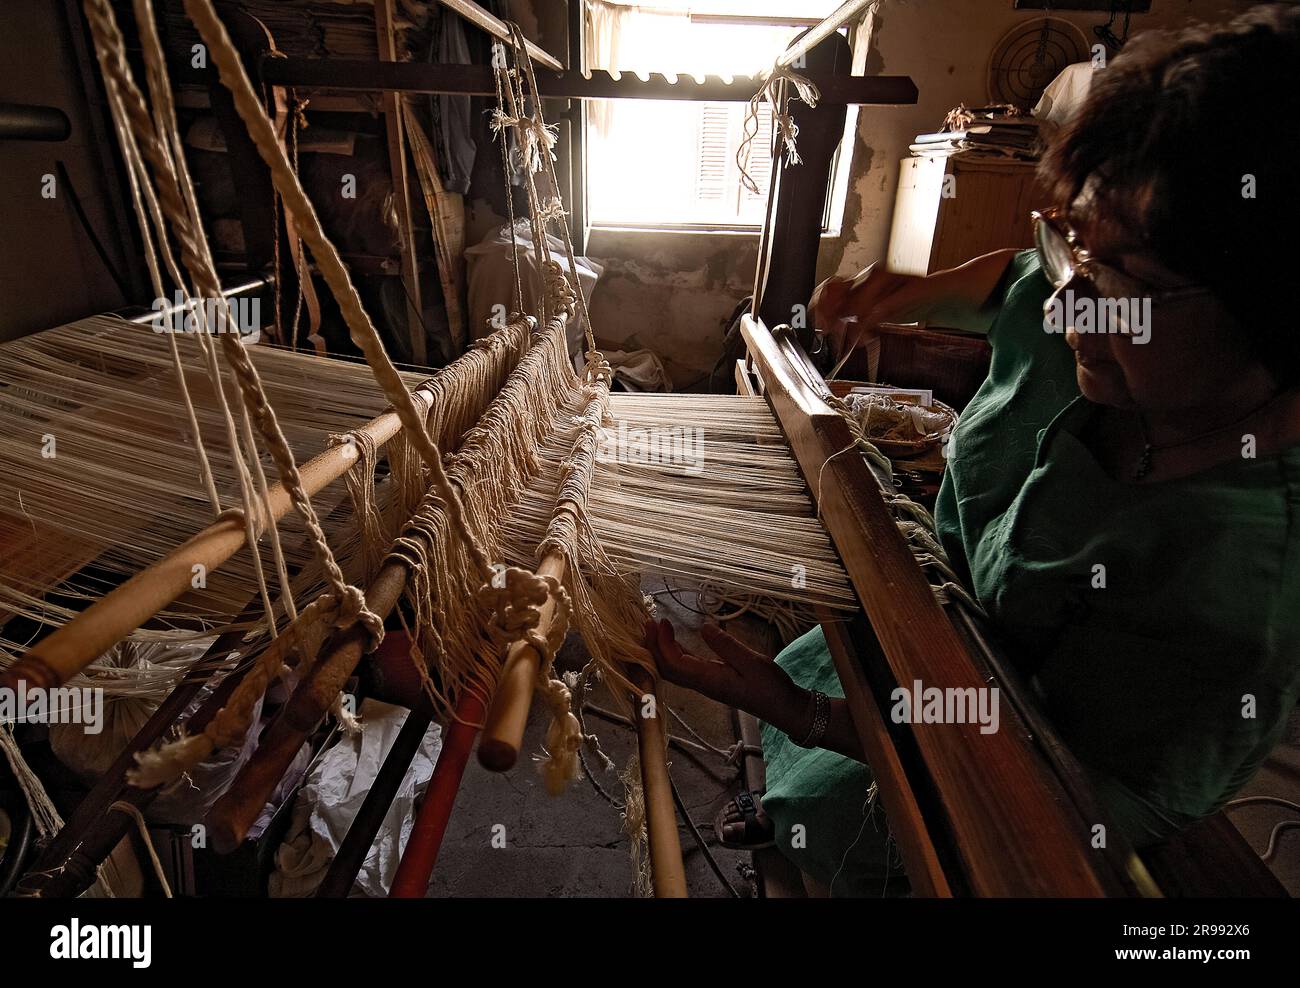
[1031, 207, 1212, 304]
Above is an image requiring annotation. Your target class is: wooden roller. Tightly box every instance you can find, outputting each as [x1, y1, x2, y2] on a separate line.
[0, 392, 432, 696]
[477, 560, 688, 897]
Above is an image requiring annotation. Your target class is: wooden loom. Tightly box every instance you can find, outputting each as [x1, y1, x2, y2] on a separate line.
[1, 1, 1280, 901]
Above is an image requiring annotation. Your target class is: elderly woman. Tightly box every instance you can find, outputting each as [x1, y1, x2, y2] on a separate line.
[646, 5, 1300, 893]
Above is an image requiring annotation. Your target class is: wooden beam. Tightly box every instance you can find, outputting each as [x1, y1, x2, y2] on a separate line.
[435, 0, 564, 71]
[0, 391, 433, 697]
[375, 0, 426, 365]
[742, 314, 1130, 897]
[776, 0, 878, 69]
[752, 29, 850, 348]
[259, 59, 918, 107]
[818, 610, 952, 896]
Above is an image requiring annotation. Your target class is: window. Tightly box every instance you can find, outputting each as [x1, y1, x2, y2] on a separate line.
[583, 0, 854, 231]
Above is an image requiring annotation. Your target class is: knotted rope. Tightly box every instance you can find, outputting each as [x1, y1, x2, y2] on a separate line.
[737, 62, 822, 195]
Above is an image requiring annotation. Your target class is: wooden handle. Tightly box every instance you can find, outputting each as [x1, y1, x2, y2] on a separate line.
[627, 668, 688, 898]
[476, 550, 568, 771]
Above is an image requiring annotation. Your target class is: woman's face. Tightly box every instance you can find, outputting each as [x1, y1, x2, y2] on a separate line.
[1048, 216, 1261, 412]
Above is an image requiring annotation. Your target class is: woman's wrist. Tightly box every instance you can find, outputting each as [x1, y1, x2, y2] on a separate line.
[758, 677, 812, 735]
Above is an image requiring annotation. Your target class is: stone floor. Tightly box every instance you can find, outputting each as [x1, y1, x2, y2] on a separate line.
[425, 584, 754, 898]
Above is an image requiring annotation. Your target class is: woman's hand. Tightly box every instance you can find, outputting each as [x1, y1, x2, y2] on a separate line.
[810, 249, 1022, 360]
[810, 262, 922, 362]
[644, 618, 804, 726]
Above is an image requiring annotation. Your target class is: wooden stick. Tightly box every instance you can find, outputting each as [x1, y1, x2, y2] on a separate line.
[388, 692, 485, 898]
[628, 667, 688, 898]
[475, 549, 567, 771]
[0, 391, 432, 697]
[375, 0, 426, 365]
[434, 0, 564, 71]
[25, 625, 249, 884]
[775, 0, 876, 69]
[20, 643, 255, 897]
[315, 703, 434, 898]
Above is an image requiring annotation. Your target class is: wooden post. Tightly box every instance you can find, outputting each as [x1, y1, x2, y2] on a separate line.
[628, 667, 688, 898]
[753, 31, 852, 354]
[376, 0, 426, 365]
[387, 692, 486, 897]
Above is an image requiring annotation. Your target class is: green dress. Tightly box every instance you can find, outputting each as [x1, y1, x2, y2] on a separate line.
[761, 250, 1300, 891]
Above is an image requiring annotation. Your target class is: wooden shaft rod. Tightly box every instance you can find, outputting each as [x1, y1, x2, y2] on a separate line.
[629, 668, 688, 898]
[388, 692, 485, 897]
[27, 625, 248, 880]
[204, 558, 412, 853]
[0, 391, 431, 697]
[475, 549, 568, 771]
[434, 0, 563, 70]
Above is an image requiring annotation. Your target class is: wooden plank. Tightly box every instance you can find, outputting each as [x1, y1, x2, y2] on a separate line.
[742, 314, 1127, 897]
[375, 0, 426, 366]
[775, 0, 878, 70]
[818, 610, 951, 896]
[1140, 813, 1287, 898]
[260, 60, 919, 107]
[435, 0, 564, 71]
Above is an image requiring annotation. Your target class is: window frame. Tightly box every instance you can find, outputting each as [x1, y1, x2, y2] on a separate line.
[574, 9, 857, 239]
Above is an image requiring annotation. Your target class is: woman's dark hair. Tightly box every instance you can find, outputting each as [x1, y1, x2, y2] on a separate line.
[1039, 4, 1300, 386]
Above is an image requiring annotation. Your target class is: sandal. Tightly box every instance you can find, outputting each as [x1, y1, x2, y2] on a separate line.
[714, 789, 775, 850]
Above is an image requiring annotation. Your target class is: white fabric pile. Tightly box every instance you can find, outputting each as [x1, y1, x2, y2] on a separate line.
[269, 699, 443, 898]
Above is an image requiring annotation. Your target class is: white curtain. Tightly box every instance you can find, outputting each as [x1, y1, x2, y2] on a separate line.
[585, 1, 692, 136]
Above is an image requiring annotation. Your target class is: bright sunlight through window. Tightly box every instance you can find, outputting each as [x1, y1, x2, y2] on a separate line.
[584, 0, 850, 230]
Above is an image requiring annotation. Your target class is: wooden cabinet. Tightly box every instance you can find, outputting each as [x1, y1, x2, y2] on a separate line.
[886, 154, 1046, 275]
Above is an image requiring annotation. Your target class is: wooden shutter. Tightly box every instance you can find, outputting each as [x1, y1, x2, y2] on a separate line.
[695, 103, 731, 203]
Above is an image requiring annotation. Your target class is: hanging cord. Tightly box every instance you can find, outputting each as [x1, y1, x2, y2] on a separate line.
[498, 23, 599, 357]
[109, 801, 173, 897]
[181, 0, 496, 592]
[88, 0, 379, 644]
[489, 56, 526, 315]
[736, 63, 821, 196]
[132, 0, 300, 634]
[669, 772, 741, 898]
[288, 91, 309, 351]
[1096, 0, 1134, 51]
